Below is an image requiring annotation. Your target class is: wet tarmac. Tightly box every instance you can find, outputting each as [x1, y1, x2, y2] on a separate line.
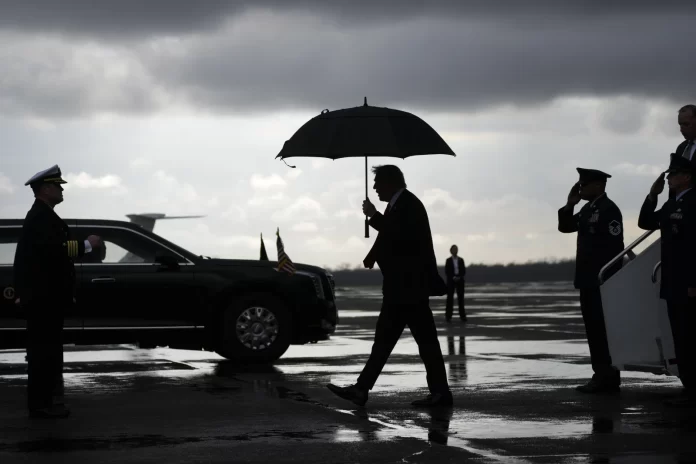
[0, 282, 692, 463]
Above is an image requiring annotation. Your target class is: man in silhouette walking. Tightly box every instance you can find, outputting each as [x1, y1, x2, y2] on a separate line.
[327, 165, 451, 407]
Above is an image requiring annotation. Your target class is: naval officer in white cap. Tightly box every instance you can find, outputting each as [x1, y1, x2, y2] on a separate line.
[13, 165, 101, 419]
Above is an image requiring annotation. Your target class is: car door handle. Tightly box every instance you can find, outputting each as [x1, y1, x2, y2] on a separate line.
[91, 277, 116, 283]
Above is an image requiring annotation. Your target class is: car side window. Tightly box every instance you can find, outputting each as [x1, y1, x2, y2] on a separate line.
[0, 228, 20, 265]
[74, 227, 184, 264]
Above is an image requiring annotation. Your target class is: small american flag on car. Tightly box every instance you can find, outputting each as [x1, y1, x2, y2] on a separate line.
[276, 228, 296, 275]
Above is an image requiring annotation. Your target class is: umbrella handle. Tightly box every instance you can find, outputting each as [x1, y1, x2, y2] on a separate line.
[365, 217, 370, 238]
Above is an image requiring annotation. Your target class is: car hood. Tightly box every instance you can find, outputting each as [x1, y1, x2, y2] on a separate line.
[203, 258, 329, 275]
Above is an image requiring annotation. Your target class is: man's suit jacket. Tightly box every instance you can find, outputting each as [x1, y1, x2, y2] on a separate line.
[365, 189, 446, 303]
[445, 257, 466, 285]
[676, 140, 692, 160]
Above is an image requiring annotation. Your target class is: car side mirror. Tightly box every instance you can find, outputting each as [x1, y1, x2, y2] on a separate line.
[155, 254, 180, 270]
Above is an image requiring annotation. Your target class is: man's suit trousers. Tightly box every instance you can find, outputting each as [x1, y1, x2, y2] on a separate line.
[357, 300, 449, 394]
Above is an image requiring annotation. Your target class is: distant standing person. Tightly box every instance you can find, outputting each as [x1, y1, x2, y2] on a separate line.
[668, 105, 696, 199]
[14, 165, 101, 418]
[445, 245, 466, 322]
[638, 155, 696, 403]
[675, 105, 696, 161]
[558, 168, 624, 394]
[327, 165, 451, 407]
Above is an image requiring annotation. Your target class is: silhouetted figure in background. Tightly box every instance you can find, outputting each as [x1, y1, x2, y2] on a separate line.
[445, 245, 466, 322]
[327, 165, 451, 408]
[675, 105, 696, 162]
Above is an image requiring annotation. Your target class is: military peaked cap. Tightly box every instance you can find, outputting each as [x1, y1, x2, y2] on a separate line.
[24, 165, 67, 186]
[665, 154, 696, 174]
[576, 168, 611, 183]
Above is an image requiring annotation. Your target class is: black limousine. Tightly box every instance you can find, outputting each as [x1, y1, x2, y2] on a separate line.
[0, 218, 337, 364]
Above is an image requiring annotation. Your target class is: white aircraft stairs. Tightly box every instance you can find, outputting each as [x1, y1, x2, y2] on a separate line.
[599, 231, 679, 377]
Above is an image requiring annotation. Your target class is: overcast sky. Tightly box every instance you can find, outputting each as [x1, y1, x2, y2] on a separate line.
[0, 1, 693, 269]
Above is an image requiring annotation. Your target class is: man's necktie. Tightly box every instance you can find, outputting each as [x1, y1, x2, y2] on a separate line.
[683, 141, 693, 160]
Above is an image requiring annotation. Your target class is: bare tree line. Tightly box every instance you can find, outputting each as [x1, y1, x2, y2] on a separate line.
[327, 259, 575, 286]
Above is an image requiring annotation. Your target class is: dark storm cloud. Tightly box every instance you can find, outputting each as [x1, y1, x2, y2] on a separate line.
[1, 0, 695, 119]
[1, 1, 694, 37]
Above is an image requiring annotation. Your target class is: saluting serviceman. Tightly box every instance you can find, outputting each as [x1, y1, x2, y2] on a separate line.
[638, 155, 696, 405]
[14, 165, 101, 418]
[558, 168, 624, 394]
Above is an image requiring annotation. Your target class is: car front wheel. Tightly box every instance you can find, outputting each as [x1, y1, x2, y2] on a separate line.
[216, 293, 292, 364]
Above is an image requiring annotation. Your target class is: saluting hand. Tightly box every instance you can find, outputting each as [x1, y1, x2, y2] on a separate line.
[566, 182, 581, 207]
[362, 199, 377, 218]
[649, 173, 665, 200]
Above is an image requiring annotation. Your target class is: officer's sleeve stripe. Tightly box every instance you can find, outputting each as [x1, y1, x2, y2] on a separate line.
[67, 240, 78, 257]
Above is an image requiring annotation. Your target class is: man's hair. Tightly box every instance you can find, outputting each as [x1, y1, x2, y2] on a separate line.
[679, 104, 696, 117]
[371, 165, 406, 188]
[30, 183, 44, 195]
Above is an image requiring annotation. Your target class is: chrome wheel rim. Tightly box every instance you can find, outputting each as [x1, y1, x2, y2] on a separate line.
[235, 306, 279, 351]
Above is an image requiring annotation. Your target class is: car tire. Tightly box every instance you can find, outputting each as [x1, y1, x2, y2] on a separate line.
[216, 293, 292, 364]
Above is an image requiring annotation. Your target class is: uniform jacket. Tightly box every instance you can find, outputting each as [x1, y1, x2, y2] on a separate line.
[638, 189, 696, 302]
[13, 200, 85, 306]
[445, 256, 466, 285]
[365, 189, 447, 303]
[558, 193, 625, 289]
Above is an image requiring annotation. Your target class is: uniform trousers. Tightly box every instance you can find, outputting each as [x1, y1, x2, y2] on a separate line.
[667, 299, 696, 390]
[357, 299, 450, 394]
[579, 287, 619, 384]
[26, 306, 65, 410]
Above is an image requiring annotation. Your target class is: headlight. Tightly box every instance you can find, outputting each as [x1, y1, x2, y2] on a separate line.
[296, 271, 325, 299]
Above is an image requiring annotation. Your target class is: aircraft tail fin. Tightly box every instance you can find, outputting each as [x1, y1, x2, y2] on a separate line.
[126, 213, 205, 232]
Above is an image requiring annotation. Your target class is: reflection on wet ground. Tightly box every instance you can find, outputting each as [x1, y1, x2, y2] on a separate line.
[0, 281, 693, 463]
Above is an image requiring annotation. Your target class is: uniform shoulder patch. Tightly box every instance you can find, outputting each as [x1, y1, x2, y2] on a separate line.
[609, 220, 622, 236]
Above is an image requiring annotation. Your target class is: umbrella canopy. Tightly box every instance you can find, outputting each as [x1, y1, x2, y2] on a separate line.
[276, 98, 456, 237]
[277, 98, 455, 159]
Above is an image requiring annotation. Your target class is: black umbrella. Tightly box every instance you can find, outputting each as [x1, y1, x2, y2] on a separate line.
[276, 98, 456, 237]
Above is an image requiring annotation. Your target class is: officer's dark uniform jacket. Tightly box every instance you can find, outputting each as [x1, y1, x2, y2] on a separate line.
[638, 189, 696, 302]
[558, 193, 625, 288]
[14, 199, 85, 308]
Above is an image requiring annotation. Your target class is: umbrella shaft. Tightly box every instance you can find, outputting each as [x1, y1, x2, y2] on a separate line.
[365, 156, 368, 199]
[365, 156, 369, 238]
